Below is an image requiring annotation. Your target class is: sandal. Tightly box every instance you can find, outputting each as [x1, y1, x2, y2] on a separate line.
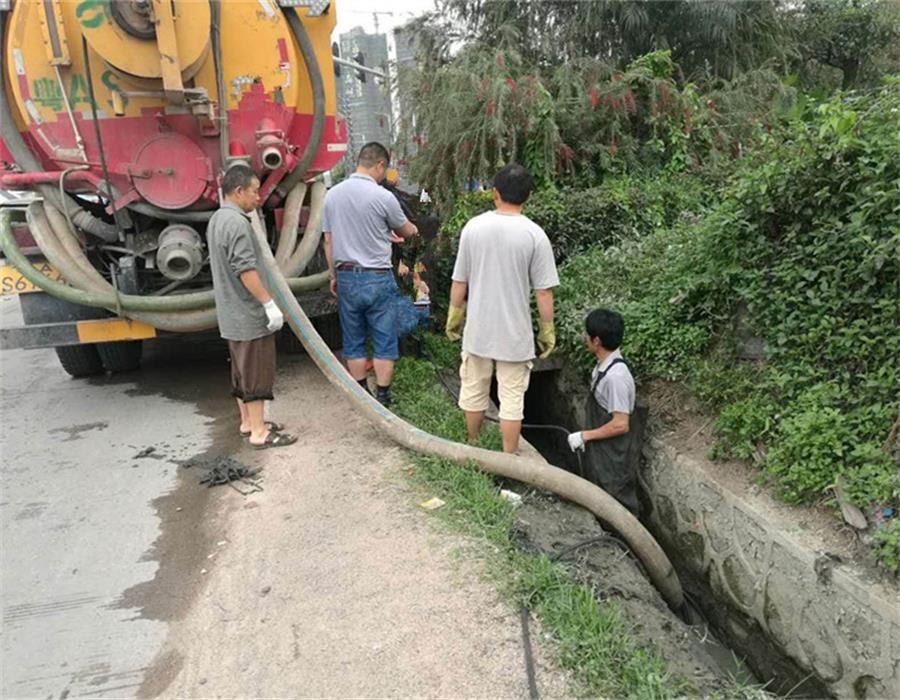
[251, 431, 298, 450]
[240, 421, 285, 438]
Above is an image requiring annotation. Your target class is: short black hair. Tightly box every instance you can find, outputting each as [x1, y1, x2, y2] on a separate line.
[222, 164, 258, 195]
[358, 142, 390, 168]
[493, 163, 533, 205]
[585, 308, 625, 350]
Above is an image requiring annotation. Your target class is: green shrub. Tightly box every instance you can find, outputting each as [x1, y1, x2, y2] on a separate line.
[553, 83, 899, 554]
[713, 395, 777, 462]
[872, 518, 900, 574]
[765, 385, 855, 502]
[429, 82, 899, 569]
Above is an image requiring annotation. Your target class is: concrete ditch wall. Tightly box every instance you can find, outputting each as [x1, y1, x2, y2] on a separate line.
[639, 439, 900, 698]
[523, 369, 900, 698]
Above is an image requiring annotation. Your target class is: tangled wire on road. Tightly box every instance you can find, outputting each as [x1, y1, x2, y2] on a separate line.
[182, 456, 263, 495]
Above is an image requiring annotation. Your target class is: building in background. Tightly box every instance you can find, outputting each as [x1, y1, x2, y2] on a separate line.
[337, 27, 392, 172]
[392, 22, 420, 192]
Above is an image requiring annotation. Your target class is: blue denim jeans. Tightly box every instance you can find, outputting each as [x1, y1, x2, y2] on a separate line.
[336, 269, 399, 360]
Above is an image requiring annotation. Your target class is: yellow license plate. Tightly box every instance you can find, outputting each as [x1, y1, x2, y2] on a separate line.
[0, 261, 62, 296]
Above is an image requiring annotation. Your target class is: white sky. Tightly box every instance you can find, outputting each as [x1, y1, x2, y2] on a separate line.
[334, 0, 437, 43]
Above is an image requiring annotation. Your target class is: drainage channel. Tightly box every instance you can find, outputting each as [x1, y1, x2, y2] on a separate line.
[519, 368, 828, 698]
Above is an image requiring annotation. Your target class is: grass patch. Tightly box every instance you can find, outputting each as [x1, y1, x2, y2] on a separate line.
[390, 346, 686, 698]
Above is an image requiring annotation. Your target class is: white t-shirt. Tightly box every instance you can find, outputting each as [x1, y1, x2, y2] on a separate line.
[451, 211, 559, 362]
[591, 350, 635, 414]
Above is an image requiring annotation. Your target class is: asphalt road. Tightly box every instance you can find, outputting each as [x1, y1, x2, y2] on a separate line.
[0, 296, 576, 698]
[0, 295, 237, 698]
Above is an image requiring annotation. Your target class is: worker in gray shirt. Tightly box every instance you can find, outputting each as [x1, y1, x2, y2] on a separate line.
[567, 309, 640, 514]
[445, 164, 559, 454]
[323, 142, 418, 407]
[207, 164, 296, 449]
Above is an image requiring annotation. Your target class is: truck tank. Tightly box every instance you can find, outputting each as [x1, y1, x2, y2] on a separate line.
[0, 0, 347, 375]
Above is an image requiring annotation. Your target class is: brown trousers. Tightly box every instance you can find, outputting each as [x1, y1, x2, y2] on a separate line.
[228, 334, 276, 403]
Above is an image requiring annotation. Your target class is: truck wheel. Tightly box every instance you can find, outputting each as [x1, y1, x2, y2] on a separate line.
[55, 345, 104, 378]
[97, 341, 143, 373]
[276, 312, 342, 355]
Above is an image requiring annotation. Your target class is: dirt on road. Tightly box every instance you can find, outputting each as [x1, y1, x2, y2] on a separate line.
[137, 356, 571, 698]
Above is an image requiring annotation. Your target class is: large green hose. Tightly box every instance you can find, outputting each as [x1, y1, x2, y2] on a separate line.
[246, 210, 686, 611]
[0, 5, 328, 317]
[285, 180, 327, 277]
[0, 210, 329, 315]
[274, 181, 308, 267]
[28, 202, 220, 331]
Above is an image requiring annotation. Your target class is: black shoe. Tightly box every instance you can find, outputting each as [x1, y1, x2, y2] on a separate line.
[357, 377, 370, 394]
[376, 385, 391, 407]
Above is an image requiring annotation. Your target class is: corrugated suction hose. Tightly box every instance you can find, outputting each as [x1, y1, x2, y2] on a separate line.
[246, 210, 685, 611]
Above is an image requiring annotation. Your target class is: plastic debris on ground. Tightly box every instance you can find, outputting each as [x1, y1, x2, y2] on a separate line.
[500, 489, 523, 507]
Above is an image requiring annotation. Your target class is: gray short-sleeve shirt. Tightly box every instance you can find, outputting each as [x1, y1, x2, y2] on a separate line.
[322, 173, 408, 268]
[591, 350, 635, 414]
[451, 211, 559, 362]
[207, 203, 270, 341]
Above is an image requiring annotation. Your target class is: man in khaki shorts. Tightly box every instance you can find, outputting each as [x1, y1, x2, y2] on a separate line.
[445, 164, 559, 453]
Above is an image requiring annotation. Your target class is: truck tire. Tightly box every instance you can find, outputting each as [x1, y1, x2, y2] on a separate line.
[19, 293, 107, 377]
[54, 345, 104, 378]
[96, 341, 143, 373]
[277, 311, 341, 354]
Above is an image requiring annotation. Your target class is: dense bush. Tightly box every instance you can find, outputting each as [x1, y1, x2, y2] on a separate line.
[553, 83, 900, 522]
[400, 44, 792, 208]
[432, 171, 709, 308]
[427, 79, 899, 569]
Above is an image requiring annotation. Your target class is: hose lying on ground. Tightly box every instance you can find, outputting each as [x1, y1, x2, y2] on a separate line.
[246, 210, 685, 611]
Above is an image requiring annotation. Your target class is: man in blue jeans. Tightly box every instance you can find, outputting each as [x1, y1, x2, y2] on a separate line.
[323, 142, 418, 406]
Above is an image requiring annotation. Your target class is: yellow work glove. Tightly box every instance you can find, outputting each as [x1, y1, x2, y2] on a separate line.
[445, 305, 465, 341]
[536, 320, 556, 359]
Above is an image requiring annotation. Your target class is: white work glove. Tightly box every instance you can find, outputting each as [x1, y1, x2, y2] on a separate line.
[263, 299, 284, 333]
[567, 431, 585, 452]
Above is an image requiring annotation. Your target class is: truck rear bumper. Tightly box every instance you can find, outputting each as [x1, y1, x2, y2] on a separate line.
[1, 317, 160, 350]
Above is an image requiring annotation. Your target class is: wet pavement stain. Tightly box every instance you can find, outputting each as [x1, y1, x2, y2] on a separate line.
[136, 649, 184, 699]
[97, 337, 245, 696]
[48, 422, 108, 442]
[14, 501, 48, 520]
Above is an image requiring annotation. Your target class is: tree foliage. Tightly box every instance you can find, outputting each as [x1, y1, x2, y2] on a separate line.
[551, 82, 900, 515]
[431, 0, 792, 80]
[397, 0, 898, 202]
[399, 41, 792, 208]
[405, 1, 900, 571]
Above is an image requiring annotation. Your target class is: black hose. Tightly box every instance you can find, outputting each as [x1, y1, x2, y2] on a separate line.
[519, 606, 540, 700]
[272, 6, 326, 202]
[209, 0, 229, 171]
[0, 12, 118, 242]
[81, 34, 127, 237]
[127, 202, 216, 222]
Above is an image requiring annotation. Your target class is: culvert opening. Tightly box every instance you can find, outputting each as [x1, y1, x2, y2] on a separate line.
[521, 367, 828, 698]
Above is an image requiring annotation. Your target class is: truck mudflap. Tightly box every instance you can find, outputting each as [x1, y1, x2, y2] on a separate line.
[1, 317, 159, 350]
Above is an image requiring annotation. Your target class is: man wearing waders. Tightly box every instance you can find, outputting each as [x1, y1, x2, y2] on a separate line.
[567, 309, 641, 515]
